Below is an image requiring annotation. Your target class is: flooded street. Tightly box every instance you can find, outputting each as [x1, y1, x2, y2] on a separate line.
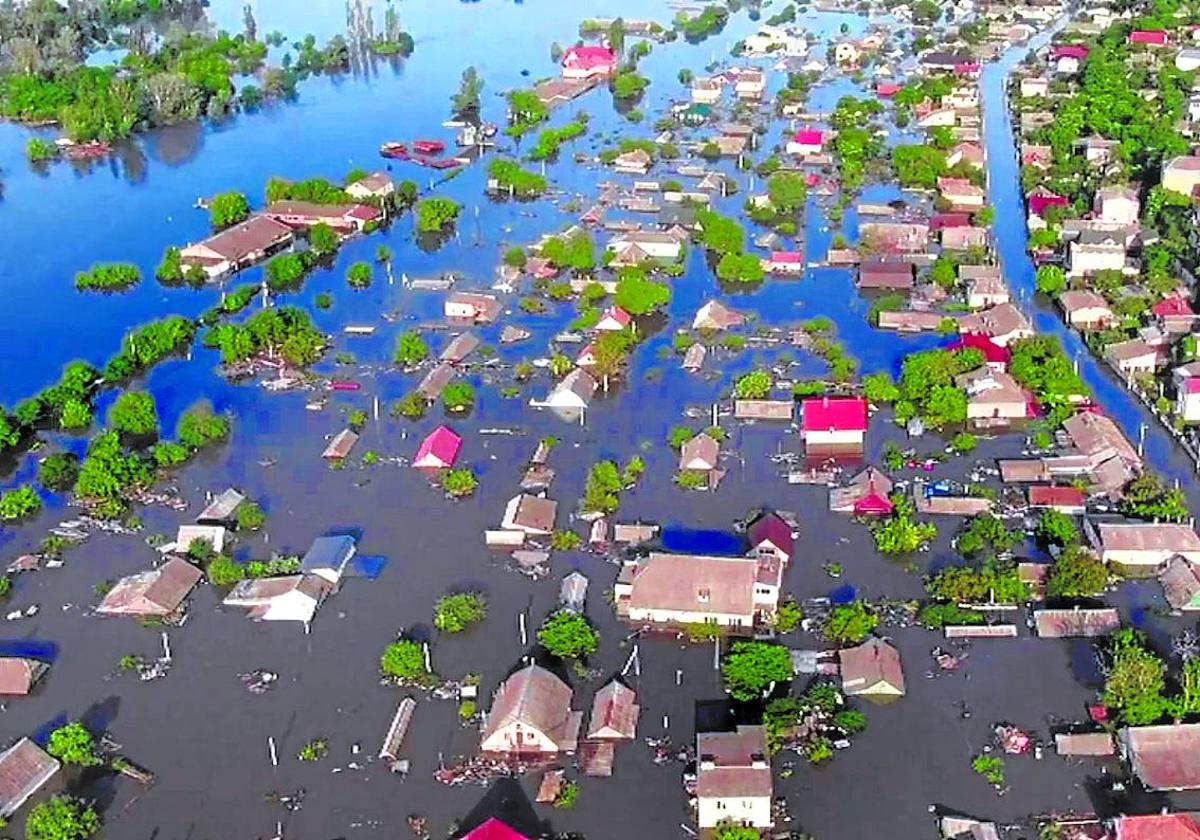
[2, 1, 1200, 838]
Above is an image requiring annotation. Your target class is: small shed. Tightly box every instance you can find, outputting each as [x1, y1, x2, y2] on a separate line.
[560, 571, 589, 613]
[679, 433, 720, 471]
[1054, 731, 1114, 756]
[176, 524, 226, 554]
[1034, 608, 1121, 638]
[734, 400, 794, 421]
[300, 535, 357, 585]
[322, 429, 359, 460]
[682, 343, 707, 373]
[379, 696, 417, 764]
[441, 331, 481, 364]
[196, 488, 245, 525]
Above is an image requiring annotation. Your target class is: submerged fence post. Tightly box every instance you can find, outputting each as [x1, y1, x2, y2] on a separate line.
[268, 737, 278, 767]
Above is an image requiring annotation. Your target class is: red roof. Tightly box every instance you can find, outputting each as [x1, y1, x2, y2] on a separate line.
[853, 482, 894, 515]
[954, 62, 980, 74]
[771, 250, 803, 264]
[930, 212, 972, 231]
[462, 818, 531, 840]
[1153, 294, 1193, 317]
[599, 305, 632, 326]
[876, 82, 902, 97]
[1115, 813, 1200, 840]
[802, 397, 868, 433]
[793, 129, 824, 146]
[413, 425, 462, 470]
[1029, 486, 1086, 509]
[950, 333, 1011, 365]
[1052, 44, 1089, 59]
[346, 204, 382, 221]
[1186, 377, 1200, 394]
[1028, 189, 1068, 216]
[1130, 29, 1169, 45]
[562, 45, 616, 71]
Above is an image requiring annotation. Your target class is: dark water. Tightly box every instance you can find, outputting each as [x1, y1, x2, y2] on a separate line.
[0, 2, 1198, 838]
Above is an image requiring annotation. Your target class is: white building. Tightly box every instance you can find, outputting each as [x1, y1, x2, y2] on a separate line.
[696, 726, 774, 830]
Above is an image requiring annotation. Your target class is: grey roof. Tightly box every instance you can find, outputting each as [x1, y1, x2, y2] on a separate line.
[301, 536, 357, 578]
[196, 488, 246, 524]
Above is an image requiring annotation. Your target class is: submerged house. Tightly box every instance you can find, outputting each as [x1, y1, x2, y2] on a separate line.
[264, 200, 381, 233]
[223, 574, 331, 625]
[839, 638, 905, 698]
[586, 680, 639, 740]
[1159, 556, 1200, 611]
[1121, 723, 1200, 790]
[829, 467, 894, 515]
[178, 215, 294, 280]
[696, 725, 773, 831]
[693, 300, 745, 331]
[800, 397, 868, 452]
[480, 664, 582, 756]
[413, 425, 463, 473]
[0, 738, 59, 819]
[615, 552, 779, 628]
[0, 658, 49, 696]
[1088, 522, 1200, 569]
[96, 557, 204, 620]
[747, 512, 795, 564]
[501, 494, 557, 535]
[300, 535, 357, 586]
[541, 368, 597, 420]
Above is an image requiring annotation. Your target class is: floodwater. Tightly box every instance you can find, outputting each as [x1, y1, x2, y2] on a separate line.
[1, 1, 1200, 838]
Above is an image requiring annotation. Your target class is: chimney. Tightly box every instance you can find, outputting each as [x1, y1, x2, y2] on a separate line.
[699, 753, 716, 771]
[750, 752, 768, 769]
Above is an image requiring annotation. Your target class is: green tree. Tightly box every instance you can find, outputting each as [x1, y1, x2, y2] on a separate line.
[235, 500, 267, 531]
[1103, 629, 1166, 725]
[862, 372, 899, 403]
[46, 722, 101, 767]
[1037, 509, 1079, 546]
[394, 331, 429, 366]
[722, 641, 793, 701]
[538, 610, 599, 659]
[346, 261, 372, 288]
[1121, 471, 1190, 522]
[930, 256, 956, 290]
[713, 822, 761, 840]
[872, 497, 937, 554]
[614, 267, 670, 315]
[1035, 264, 1067, 296]
[177, 405, 229, 450]
[612, 70, 648, 99]
[1047, 545, 1108, 598]
[734, 369, 772, 400]
[825, 601, 878, 644]
[767, 171, 807, 213]
[452, 66, 483, 116]
[441, 468, 478, 498]
[25, 796, 99, 840]
[309, 222, 339, 254]
[583, 460, 623, 513]
[38, 453, 79, 491]
[442, 381, 475, 413]
[209, 191, 250, 229]
[416, 197, 460, 233]
[109, 391, 159, 439]
[434, 592, 487, 632]
[0, 485, 41, 520]
[380, 639, 431, 682]
[891, 144, 947, 188]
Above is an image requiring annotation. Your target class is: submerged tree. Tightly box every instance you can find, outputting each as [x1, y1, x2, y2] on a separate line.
[452, 66, 484, 117]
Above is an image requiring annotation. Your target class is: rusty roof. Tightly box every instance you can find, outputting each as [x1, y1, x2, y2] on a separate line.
[0, 659, 47, 696]
[1034, 608, 1120, 638]
[1123, 724, 1200, 790]
[587, 680, 639, 740]
[482, 665, 579, 752]
[696, 725, 771, 798]
[96, 557, 203, 618]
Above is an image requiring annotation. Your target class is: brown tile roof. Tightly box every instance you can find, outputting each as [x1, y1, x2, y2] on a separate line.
[1063, 412, 1141, 467]
[482, 665, 580, 753]
[1096, 523, 1200, 554]
[696, 725, 771, 798]
[192, 215, 293, 262]
[587, 680, 639, 740]
[1033, 608, 1120, 638]
[0, 738, 58, 818]
[839, 638, 905, 694]
[1123, 724, 1200, 790]
[96, 557, 203, 618]
[627, 553, 757, 618]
